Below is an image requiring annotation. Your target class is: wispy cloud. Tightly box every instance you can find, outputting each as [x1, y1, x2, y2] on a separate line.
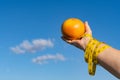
[32, 53, 66, 64]
[10, 46, 25, 54]
[10, 39, 54, 54]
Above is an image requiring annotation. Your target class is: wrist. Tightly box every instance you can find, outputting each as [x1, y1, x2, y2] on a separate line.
[82, 36, 92, 51]
[84, 37, 110, 75]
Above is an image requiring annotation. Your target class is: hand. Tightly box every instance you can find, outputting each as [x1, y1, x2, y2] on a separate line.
[62, 21, 92, 51]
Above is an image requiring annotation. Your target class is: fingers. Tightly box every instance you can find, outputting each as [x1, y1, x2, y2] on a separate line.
[61, 36, 78, 44]
[84, 21, 92, 35]
[61, 36, 72, 44]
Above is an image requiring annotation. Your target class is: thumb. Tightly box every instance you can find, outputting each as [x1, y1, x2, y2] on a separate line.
[84, 21, 92, 34]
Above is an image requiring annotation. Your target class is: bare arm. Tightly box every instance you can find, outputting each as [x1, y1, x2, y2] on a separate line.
[98, 46, 120, 78]
[62, 21, 120, 78]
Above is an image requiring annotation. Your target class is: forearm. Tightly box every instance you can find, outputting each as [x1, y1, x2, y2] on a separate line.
[97, 46, 120, 78]
[82, 37, 120, 78]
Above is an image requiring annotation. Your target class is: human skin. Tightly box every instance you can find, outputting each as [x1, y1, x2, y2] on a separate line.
[62, 22, 120, 78]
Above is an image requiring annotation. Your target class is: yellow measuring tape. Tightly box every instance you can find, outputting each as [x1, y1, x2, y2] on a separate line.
[83, 34, 110, 76]
[94, 44, 110, 64]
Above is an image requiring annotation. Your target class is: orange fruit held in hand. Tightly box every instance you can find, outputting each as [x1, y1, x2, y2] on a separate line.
[61, 18, 85, 40]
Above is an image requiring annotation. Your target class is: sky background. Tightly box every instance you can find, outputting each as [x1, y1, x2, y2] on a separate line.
[0, 0, 120, 80]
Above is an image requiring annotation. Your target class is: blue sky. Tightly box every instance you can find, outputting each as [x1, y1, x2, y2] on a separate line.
[0, 0, 120, 80]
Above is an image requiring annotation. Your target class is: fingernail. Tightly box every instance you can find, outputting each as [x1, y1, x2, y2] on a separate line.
[85, 21, 88, 24]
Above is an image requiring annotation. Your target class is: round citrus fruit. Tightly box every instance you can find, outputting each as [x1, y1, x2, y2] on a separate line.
[61, 18, 85, 40]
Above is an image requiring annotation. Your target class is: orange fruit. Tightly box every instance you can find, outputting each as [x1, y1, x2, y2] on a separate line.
[61, 18, 85, 40]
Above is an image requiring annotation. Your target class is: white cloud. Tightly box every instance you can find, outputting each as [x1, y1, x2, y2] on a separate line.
[10, 39, 54, 54]
[32, 53, 66, 64]
[10, 46, 25, 54]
